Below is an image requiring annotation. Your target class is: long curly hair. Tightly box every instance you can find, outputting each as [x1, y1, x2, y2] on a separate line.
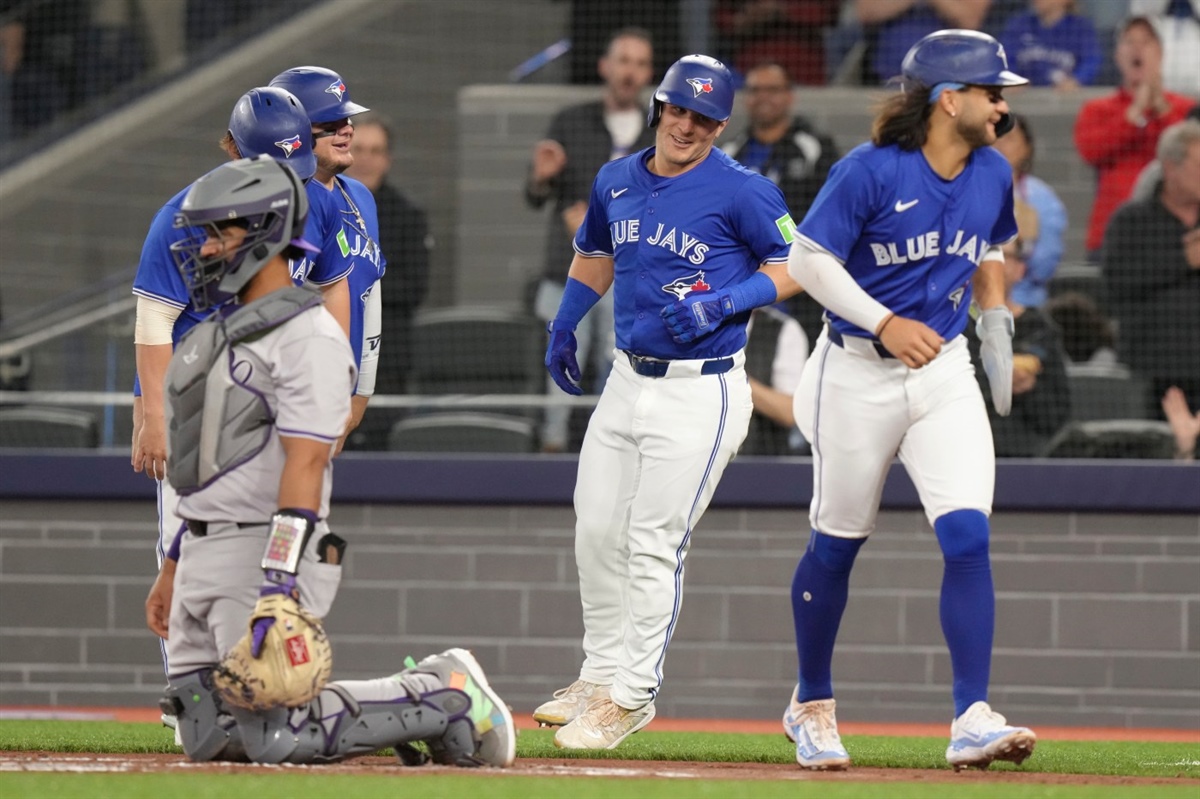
[871, 87, 934, 151]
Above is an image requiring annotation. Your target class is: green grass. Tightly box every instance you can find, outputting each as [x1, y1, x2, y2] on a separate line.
[0, 721, 1197, 799]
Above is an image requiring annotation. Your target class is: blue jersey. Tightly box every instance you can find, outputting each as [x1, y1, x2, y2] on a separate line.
[289, 182, 355, 288]
[1000, 12, 1101, 87]
[330, 175, 386, 370]
[796, 142, 1017, 341]
[574, 147, 793, 360]
[131, 177, 353, 396]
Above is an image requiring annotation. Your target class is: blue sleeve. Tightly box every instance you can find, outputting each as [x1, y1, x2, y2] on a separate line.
[302, 187, 354, 286]
[991, 166, 1019, 248]
[1071, 18, 1101, 85]
[1024, 177, 1067, 286]
[731, 176, 794, 265]
[132, 204, 190, 308]
[573, 176, 612, 257]
[795, 155, 877, 261]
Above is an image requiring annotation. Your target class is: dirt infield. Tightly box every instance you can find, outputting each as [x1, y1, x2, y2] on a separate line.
[1, 752, 1197, 787]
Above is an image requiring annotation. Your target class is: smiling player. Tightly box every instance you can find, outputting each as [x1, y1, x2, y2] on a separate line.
[537, 53, 802, 750]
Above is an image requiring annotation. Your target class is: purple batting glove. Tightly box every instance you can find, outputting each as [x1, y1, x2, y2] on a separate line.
[660, 290, 734, 344]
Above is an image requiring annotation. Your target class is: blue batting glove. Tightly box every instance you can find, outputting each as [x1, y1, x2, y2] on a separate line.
[660, 290, 735, 344]
[545, 322, 583, 396]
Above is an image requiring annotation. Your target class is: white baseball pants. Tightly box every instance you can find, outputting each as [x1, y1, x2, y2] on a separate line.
[794, 330, 994, 538]
[572, 350, 752, 710]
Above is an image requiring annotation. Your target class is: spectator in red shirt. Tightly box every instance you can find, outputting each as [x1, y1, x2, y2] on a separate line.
[713, 0, 842, 85]
[1073, 15, 1192, 257]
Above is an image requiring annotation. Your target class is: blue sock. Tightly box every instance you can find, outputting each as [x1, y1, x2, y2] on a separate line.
[791, 531, 865, 703]
[935, 509, 994, 718]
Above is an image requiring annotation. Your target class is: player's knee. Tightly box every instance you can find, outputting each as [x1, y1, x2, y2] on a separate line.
[934, 509, 990, 563]
[806, 530, 865, 574]
[164, 670, 246, 762]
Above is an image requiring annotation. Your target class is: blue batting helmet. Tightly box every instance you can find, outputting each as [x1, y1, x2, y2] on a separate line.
[228, 87, 316, 181]
[268, 66, 369, 124]
[648, 54, 734, 128]
[901, 30, 1028, 92]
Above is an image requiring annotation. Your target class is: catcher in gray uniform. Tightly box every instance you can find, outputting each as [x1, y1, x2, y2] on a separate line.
[143, 155, 515, 767]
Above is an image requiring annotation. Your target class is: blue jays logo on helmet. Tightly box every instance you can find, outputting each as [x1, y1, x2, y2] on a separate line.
[648, 54, 734, 127]
[325, 79, 347, 101]
[274, 134, 304, 158]
[662, 271, 711, 300]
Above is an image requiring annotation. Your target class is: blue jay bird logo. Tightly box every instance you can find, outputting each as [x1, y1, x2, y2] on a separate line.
[662, 271, 711, 299]
[686, 77, 714, 97]
[274, 135, 304, 158]
[325, 79, 347, 101]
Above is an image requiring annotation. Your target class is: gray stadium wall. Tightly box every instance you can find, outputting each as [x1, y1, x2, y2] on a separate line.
[1, 454, 1197, 729]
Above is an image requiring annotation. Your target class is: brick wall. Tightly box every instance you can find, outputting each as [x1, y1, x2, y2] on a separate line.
[1, 500, 1196, 729]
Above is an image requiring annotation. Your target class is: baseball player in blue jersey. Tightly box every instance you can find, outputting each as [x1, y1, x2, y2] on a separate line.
[142, 156, 514, 768]
[536, 54, 801, 750]
[781, 30, 1036, 771]
[270, 67, 385, 449]
[131, 87, 353, 687]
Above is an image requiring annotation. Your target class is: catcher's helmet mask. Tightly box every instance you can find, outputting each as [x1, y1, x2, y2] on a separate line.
[171, 156, 318, 310]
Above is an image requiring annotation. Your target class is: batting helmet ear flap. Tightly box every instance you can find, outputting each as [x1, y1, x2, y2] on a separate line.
[994, 112, 1015, 137]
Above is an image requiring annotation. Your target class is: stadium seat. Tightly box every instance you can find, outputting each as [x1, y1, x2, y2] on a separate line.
[1048, 262, 1105, 309]
[1039, 419, 1176, 459]
[387, 412, 538, 453]
[0, 407, 99, 448]
[408, 306, 544, 400]
[1065, 363, 1150, 422]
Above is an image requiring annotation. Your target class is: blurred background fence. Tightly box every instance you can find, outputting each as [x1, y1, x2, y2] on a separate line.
[0, 0, 1198, 459]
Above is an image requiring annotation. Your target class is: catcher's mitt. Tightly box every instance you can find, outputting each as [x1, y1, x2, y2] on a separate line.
[213, 592, 332, 710]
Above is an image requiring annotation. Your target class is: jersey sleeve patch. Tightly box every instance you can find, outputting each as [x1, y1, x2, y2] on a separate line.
[775, 213, 798, 245]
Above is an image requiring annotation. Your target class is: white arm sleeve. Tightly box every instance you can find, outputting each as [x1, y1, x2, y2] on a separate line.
[355, 278, 382, 397]
[787, 240, 893, 335]
[134, 296, 182, 345]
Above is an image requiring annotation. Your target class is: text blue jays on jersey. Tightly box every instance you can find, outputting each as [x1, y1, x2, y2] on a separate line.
[609, 219, 711, 265]
[869, 229, 992, 267]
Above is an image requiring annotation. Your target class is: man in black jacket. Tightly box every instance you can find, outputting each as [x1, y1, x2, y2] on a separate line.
[523, 27, 656, 451]
[721, 61, 838, 345]
[346, 115, 431, 397]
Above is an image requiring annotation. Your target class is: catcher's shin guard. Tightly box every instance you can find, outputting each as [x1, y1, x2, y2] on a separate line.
[232, 682, 474, 765]
[162, 670, 247, 762]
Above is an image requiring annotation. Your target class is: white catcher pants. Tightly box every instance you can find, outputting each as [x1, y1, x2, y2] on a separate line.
[794, 330, 994, 539]
[572, 350, 752, 709]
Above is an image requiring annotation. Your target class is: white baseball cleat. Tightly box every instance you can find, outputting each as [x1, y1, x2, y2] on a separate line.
[532, 680, 610, 727]
[787, 696, 851, 770]
[946, 701, 1036, 770]
[552, 697, 655, 750]
[782, 683, 800, 741]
